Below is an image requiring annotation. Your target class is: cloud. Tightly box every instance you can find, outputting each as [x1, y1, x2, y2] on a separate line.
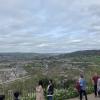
[0, 0, 100, 53]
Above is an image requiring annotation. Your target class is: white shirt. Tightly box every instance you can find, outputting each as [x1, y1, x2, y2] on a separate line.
[97, 78, 100, 91]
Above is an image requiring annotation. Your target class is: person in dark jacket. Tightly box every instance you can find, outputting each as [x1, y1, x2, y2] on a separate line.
[0, 95, 5, 100]
[47, 80, 54, 100]
[13, 91, 20, 100]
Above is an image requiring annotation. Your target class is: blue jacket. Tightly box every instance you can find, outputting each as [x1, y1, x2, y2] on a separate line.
[79, 78, 86, 90]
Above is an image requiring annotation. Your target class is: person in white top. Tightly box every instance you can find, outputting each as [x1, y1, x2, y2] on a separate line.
[36, 80, 45, 100]
[97, 77, 100, 97]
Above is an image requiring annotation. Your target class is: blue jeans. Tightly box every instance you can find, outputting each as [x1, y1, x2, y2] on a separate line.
[48, 96, 53, 100]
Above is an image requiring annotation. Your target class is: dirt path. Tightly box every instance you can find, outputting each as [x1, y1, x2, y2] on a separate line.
[68, 94, 100, 100]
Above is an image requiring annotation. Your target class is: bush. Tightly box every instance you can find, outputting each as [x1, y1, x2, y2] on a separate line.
[52, 85, 93, 100]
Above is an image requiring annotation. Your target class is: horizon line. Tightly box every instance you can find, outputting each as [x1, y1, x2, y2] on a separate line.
[0, 49, 100, 54]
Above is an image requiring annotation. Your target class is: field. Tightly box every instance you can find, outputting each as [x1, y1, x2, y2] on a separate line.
[0, 50, 100, 99]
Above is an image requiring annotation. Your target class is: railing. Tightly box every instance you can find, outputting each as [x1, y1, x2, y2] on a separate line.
[0, 88, 36, 100]
[0, 82, 35, 100]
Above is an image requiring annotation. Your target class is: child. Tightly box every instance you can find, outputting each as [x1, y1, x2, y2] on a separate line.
[14, 91, 20, 100]
[0, 95, 5, 100]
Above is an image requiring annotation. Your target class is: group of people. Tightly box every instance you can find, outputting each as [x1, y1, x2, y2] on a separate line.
[36, 80, 54, 100]
[0, 73, 100, 100]
[75, 72, 100, 100]
[36, 72, 100, 100]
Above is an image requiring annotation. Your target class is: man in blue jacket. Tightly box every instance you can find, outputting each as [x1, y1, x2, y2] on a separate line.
[79, 75, 88, 100]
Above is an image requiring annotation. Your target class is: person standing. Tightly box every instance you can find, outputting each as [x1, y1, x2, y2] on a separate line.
[47, 80, 54, 100]
[92, 73, 99, 97]
[79, 75, 88, 100]
[97, 77, 100, 97]
[0, 95, 5, 100]
[36, 80, 45, 100]
[13, 91, 20, 100]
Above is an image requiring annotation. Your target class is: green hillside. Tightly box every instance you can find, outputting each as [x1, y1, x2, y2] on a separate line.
[0, 50, 100, 99]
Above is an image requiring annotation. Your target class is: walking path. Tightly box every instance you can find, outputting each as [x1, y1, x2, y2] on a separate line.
[68, 94, 100, 100]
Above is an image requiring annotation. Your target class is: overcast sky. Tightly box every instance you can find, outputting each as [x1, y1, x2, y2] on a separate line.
[0, 0, 100, 53]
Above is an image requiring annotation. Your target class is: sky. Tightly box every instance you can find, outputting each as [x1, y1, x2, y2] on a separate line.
[0, 0, 100, 53]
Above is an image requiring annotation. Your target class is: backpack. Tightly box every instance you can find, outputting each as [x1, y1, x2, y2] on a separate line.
[75, 81, 80, 92]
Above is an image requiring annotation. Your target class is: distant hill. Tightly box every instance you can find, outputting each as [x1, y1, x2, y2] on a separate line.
[0, 52, 60, 61]
[55, 50, 100, 58]
[0, 50, 100, 61]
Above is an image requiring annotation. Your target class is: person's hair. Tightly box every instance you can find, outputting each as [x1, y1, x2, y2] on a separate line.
[38, 80, 43, 87]
[14, 91, 20, 98]
[80, 75, 84, 78]
[49, 79, 53, 84]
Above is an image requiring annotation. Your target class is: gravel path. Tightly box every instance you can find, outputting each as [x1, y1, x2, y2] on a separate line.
[68, 94, 100, 100]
